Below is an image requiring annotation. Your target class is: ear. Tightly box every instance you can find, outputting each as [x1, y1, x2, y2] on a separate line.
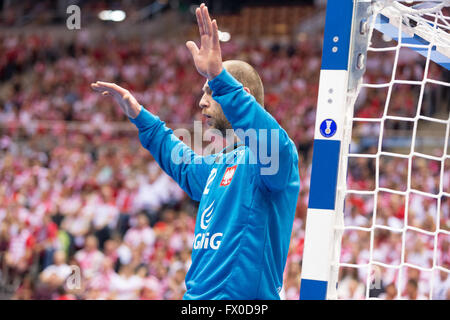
[243, 87, 251, 94]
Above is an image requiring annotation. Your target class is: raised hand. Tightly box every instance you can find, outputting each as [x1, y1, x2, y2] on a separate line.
[186, 3, 223, 81]
[90, 81, 141, 119]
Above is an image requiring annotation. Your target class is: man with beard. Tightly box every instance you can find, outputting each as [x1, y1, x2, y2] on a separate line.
[91, 3, 300, 299]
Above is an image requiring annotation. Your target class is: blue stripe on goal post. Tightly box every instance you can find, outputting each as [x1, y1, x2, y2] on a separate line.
[321, 0, 354, 71]
[308, 139, 341, 210]
[299, 279, 328, 300]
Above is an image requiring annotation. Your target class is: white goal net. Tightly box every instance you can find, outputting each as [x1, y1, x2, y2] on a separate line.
[335, 1, 450, 300]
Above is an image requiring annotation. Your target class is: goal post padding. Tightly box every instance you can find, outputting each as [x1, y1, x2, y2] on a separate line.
[300, 0, 450, 300]
[299, 0, 358, 300]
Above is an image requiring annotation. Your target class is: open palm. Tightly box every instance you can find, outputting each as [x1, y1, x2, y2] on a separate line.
[90, 81, 141, 119]
[186, 3, 223, 81]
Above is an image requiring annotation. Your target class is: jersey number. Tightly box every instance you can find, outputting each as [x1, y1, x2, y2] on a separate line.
[203, 168, 217, 195]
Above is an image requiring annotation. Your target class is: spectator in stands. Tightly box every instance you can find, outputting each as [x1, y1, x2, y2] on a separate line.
[74, 235, 104, 283]
[403, 279, 427, 300]
[109, 264, 142, 300]
[39, 250, 71, 288]
[432, 269, 450, 300]
[124, 213, 155, 265]
[379, 283, 398, 300]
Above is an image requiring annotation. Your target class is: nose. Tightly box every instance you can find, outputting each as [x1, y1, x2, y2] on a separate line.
[199, 94, 208, 109]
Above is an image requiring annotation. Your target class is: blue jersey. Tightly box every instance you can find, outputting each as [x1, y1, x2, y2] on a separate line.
[130, 69, 300, 299]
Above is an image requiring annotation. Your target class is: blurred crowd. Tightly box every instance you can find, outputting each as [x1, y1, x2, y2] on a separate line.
[0, 0, 161, 27]
[0, 11, 449, 300]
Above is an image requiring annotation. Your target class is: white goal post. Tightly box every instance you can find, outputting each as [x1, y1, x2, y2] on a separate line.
[300, 0, 450, 300]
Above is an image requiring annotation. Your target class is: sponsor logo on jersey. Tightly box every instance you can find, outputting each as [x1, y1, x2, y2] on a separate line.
[193, 232, 223, 250]
[200, 201, 214, 230]
[194, 201, 223, 250]
[220, 165, 237, 187]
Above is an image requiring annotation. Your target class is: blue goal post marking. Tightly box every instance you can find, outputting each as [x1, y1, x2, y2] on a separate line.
[308, 139, 340, 210]
[299, 0, 355, 300]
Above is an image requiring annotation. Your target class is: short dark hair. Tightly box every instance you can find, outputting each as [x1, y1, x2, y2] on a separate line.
[223, 60, 264, 107]
[407, 279, 418, 289]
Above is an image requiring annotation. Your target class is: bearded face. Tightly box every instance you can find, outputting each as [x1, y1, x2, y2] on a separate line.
[199, 82, 232, 135]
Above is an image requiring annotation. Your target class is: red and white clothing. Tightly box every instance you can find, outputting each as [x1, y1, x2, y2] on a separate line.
[75, 249, 104, 280]
[41, 263, 72, 281]
[8, 228, 35, 264]
[142, 275, 163, 299]
[88, 270, 117, 297]
[432, 272, 450, 300]
[124, 226, 155, 262]
[92, 202, 119, 230]
[109, 274, 142, 300]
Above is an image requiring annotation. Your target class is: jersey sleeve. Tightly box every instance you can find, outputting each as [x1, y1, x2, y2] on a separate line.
[129, 107, 214, 201]
[208, 68, 298, 192]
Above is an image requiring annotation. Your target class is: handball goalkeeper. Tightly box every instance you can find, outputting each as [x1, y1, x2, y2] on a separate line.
[91, 4, 300, 300]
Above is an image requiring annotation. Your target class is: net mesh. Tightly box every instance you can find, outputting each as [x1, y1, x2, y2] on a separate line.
[335, 1, 450, 300]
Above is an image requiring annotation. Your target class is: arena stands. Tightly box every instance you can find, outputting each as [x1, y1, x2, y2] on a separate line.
[0, 1, 448, 300]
